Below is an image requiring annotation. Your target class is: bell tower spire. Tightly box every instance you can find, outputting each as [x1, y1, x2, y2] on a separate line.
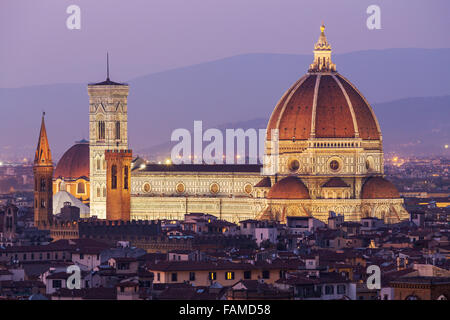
[34, 112, 52, 165]
[309, 23, 336, 72]
[33, 112, 54, 227]
[106, 52, 110, 81]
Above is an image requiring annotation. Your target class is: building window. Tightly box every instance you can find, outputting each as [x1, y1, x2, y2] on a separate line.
[171, 273, 178, 282]
[325, 285, 334, 295]
[225, 272, 234, 280]
[288, 159, 300, 172]
[77, 182, 85, 194]
[40, 178, 46, 192]
[210, 183, 219, 194]
[189, 272, 196, 281]
[262, 270, 270, 279]
[103, 187, 106, 198]
[143, 183, 151, 193]
[111, 165, 117, 189]
[53, 280, 62, 288]
[316, 285, 322, 295]
[337, 285, 346, 294]
[115, 121, 120, 140]
[40, 199, 46, 208]
[124, 166, 129, 190]
[176, 182, 185, 194]
[157, 273, 160, 281]
[329, 160, 340, 171]
[98, 121, 105, 140]
[97, 187, 101, 198]
[244, 271, 251, 279]
[209, 272, 217, 281]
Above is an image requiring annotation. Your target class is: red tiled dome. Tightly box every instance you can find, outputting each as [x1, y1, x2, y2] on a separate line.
[267, 176, 310, 199]
[361, 176, 400, 199]
[54, 142, 89, 180]
[267, 73, 381, 141]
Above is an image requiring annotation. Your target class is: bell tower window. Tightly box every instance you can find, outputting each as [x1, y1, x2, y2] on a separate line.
[115, 121, 121, 140]
[98, 121, 105, 140]
[124, 166, 129, 190]
[40, 178, 46, 192]
[111, 165, 117, 189]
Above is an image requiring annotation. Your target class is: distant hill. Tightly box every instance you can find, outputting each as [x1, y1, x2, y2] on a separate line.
[136, 95, 450, 160]
[1, 48, 450, 160]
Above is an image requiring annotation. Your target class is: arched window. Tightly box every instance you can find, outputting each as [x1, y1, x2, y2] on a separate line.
[124, 166, 129, 190]
[77, 182, 85, 194]
[115, 121, 120, 140]
[97, 158, 101, 170]
[111, 165, 117, 189]
[98, 121, 105, 140]
[40, 178, 46, 192]
[103, 187, 106, 198]
[96, 187, 101, 198]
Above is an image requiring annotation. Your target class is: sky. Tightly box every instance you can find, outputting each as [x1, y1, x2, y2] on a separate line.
[1, 0, 450, 88]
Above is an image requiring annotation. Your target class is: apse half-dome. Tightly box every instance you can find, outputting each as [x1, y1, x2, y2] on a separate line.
[361, 176, 400, 199]
[267, 176, 310, 200]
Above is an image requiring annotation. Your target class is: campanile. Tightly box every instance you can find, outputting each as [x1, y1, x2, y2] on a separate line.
[88, 55, 129, 219]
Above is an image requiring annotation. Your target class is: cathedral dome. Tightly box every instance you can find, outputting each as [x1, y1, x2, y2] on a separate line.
[361, 176, 400, 199]
[54, 141, 89, 180]
[267, 176, 310, 199]
[266, 25, 381, 141]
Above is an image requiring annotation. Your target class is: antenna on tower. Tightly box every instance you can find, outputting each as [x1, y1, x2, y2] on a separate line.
[106, 52, 110, 81]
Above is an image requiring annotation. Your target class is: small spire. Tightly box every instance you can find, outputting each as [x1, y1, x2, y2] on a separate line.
[106, 52, 110, 81]
[34, 112, 52, 165]
[309, 23, 336, 73]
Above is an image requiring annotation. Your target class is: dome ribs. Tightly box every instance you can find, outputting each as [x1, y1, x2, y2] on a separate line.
[267, 75, 316, 140]
[315, 75, 354, 138]
[337, 74, 381, 140]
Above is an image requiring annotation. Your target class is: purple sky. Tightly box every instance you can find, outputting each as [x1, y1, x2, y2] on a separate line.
[1, 0, 449, 88]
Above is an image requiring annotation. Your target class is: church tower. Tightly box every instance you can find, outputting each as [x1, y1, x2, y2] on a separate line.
[88, 55, 129, 219]
[33, 113, 54, 227]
